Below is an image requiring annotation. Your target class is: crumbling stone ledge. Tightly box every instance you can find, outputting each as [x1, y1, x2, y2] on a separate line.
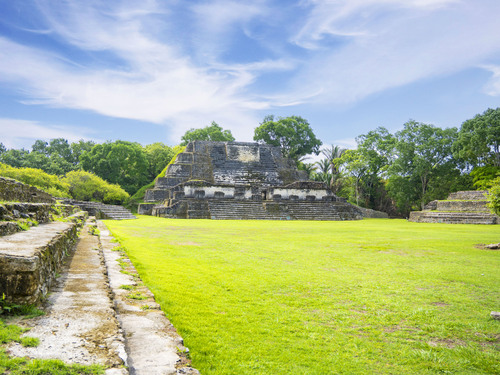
[0, 211, 87, 304]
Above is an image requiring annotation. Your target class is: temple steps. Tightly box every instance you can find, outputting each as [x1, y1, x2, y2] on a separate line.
[409, 211, 498, 225]
[62, 200, 136, 220]
[207, 200, 360, 221]
[209, 201, 276, 220]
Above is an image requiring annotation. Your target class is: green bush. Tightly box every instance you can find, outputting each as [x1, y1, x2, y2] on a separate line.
[0, 163, 70, 197]
[470, 165, 500, 190]
[62, 170, 129, 204]
[488, 177, 500, 215]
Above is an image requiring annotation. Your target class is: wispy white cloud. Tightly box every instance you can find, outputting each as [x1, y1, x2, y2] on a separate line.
[290, 0, 500, 104]
[0, 1, 278, 140]
[481, 65, 500, 96]
[0, 118, 98, 149]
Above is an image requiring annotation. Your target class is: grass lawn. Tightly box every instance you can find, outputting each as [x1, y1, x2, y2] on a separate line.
[105, 216, 500, 375]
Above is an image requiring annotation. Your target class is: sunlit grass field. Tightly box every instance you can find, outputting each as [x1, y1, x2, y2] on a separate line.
[105, 216, 500, 375]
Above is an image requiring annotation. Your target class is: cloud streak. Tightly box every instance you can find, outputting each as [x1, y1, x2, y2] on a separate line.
[0, 118, 98, 149]
[0, 0, 499, 145]
[290, 0, 500, 104]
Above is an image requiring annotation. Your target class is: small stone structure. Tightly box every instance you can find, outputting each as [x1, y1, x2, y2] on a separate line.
[139, 141, 369, 220]
[0, 177, 87, 304]
[409, 190, 499, 224]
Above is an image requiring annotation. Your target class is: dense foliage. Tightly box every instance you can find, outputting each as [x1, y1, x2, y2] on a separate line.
[0, 162, 70, 197]
[0, 138, 94, 175]
[453, 107, 500, 167]
[62, 171, 129, 204]
[488, 177, 500, 215]
[180, 122, 235, 145]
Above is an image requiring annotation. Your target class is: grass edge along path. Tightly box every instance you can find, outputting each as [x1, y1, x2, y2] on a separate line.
[0, 318, 104, 374]
[105, 216, 500, 375]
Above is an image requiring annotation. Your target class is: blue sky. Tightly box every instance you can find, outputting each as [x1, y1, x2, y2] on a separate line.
[1, 0, 499, 154]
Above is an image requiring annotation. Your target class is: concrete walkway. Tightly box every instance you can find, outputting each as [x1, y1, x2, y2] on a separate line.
[8, 219, 199, 375]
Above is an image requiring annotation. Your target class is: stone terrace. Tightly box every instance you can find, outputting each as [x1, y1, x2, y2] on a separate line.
[409, 190, 499, 224]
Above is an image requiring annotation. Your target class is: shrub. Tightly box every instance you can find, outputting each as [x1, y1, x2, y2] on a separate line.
[488, 177, 500, 215]
[0, 163, 70, 197]
[62, 170, 129, 204]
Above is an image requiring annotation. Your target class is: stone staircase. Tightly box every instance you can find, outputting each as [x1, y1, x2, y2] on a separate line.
[62, 200, 136, 220]
[207, 200, 362, 221]
[209, 201, 276, 220]
[409, 190, 499, 224]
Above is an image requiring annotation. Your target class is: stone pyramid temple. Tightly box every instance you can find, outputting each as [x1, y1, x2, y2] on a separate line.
[138, 141, 365, 220]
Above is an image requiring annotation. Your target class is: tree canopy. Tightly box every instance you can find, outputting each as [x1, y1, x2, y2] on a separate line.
[453, 107, 500, 167]
[180, 122, 235, 146]
[80, 141, 149, 194]
[253, 115, 322, 162]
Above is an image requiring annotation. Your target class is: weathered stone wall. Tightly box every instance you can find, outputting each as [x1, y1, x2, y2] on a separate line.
[437, 200, 490, 212]
[355, 207, 390, 219]
[0, 177, 55, 203]
[447, 190, 488, 200]
[0, 211, 87, 304]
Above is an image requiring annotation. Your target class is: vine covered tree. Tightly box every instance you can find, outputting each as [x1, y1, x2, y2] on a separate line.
[254, 115, 322, 162]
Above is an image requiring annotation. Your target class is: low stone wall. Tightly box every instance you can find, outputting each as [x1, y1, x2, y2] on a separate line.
[0, 203, 78, 236]
[0, 177, 54, 203]
[447, 190, 488, 200]
[437, 200, 489, 212]
[409, 211, 498, 225]
[356, 207, 389, 218]
[0, 211, 87, 304]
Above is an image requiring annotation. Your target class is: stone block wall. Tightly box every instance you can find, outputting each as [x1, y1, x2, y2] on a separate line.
[0, 211, 87, 304]
[0, 177, 55, 203]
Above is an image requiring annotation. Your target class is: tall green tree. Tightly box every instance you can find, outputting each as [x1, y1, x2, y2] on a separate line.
[453, 107, 500, 168]
[181, 121, 235, 146]
[80, 141, 149, 194]
[144, 143, 176, 180]
[387, 120, 459, 212]
[253, 115, 322, 162]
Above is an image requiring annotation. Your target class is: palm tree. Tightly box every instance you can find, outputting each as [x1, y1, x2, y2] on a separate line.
[320, 145, 346, 193]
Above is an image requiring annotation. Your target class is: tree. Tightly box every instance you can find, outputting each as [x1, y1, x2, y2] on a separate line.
[312, 145, 346, 194]
[181, 121, 235, 145]
[336, 149, 368, 205]
[388, 120, 459, 212]
[453, 107, 500, 167]
[253, 115, 322, 162]
[0, 143, 6, 155]
[80, 141, 149, 194]
[144, 143, 176, 180]
[0, 148, 29, 168]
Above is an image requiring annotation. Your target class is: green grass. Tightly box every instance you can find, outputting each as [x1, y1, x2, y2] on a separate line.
[104, 216, 500, 375]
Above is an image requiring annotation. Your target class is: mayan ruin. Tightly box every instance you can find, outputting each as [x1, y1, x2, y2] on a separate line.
[139, 141, 371, 220]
